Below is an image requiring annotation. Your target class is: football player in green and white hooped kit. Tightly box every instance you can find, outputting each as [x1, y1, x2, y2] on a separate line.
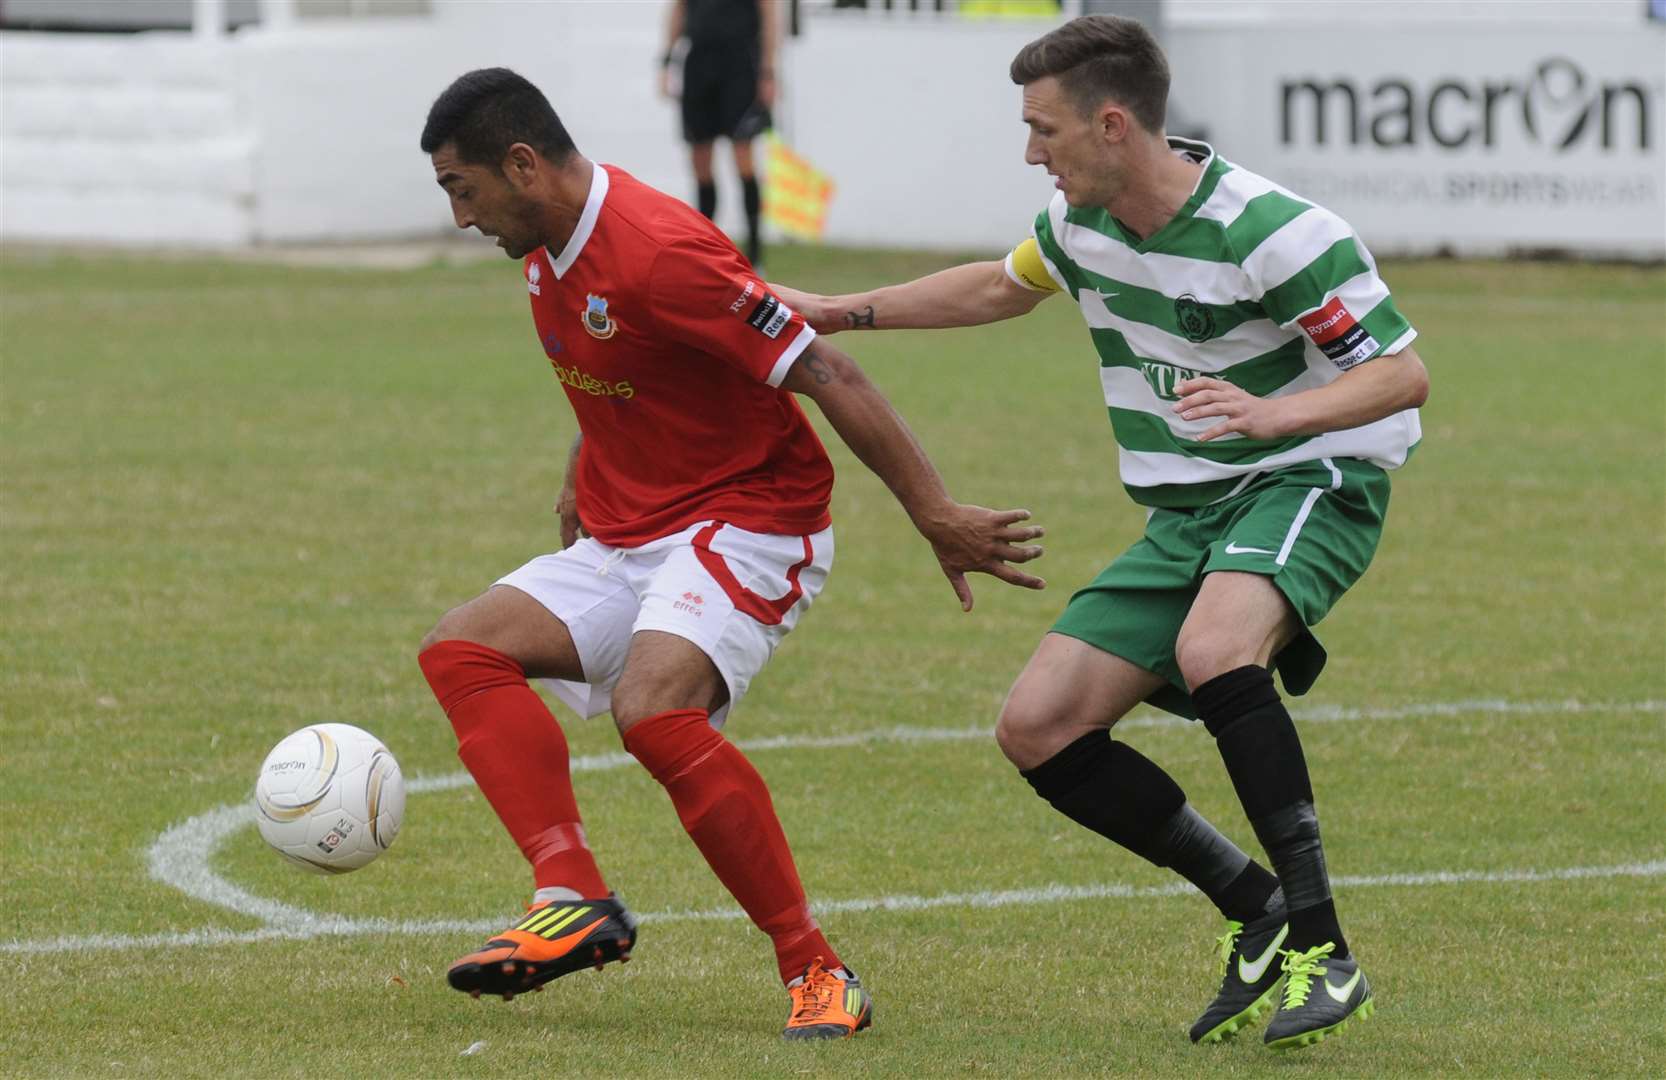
[772, 13, 1429, 1052]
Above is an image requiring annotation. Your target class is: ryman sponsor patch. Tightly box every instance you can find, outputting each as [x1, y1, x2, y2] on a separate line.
[1298, 297, 1379, 370]
[745, 293, 795, 340]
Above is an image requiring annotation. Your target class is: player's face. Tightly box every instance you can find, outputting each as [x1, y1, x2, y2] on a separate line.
[1022, 77, 1123, 209]
[431, 144, 544, 259]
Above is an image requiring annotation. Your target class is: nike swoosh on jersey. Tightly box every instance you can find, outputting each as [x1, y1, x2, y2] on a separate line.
[1324, 967, 1363, 1003]
[1237, 923, 1290, 984]
[1224, 542, 1277, 556]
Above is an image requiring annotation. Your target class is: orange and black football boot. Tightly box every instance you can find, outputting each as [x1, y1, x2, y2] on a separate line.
[447, 894, 637, 1000]
[782, 957, 873, 1041]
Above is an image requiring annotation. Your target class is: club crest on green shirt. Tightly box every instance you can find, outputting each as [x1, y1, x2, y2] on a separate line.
[1174, 294, 1214, 343]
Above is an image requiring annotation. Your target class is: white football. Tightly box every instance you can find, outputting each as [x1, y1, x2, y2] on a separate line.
[254, 723, 405, 874]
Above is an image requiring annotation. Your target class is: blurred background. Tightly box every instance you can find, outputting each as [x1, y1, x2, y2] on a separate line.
[1, 0, 1661, 260]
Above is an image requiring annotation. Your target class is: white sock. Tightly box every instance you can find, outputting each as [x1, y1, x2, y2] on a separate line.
[787, 965, 852, 988]
[532, 886, 583, 905]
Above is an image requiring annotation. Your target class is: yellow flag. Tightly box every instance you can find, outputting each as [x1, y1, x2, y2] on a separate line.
[959, 0, 1061, 18]
[763, 133, 835, 242]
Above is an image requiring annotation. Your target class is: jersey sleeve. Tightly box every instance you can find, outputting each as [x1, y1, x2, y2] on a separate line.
[648, 233, 816, 387]
[1253, 206, 1417, 371]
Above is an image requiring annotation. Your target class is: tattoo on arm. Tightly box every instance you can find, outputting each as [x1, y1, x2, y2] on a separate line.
[843, 304, 876, 330]
[802, 352, 835, 384]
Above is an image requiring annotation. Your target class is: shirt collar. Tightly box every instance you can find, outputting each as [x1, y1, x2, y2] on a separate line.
[546, 161, 609, 279]
[1167, 135, 1216, 171]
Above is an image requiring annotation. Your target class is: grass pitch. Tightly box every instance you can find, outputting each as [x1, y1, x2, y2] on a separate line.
[1, 244, 1663, 1078]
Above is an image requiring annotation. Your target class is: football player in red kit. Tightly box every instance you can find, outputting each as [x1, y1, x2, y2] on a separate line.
[416, 68, 1045, 1040]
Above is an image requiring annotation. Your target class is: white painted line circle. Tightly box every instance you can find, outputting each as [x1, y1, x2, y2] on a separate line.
[2, 698, 1656, 956]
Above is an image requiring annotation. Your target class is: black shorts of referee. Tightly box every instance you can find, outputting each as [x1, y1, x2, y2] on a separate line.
[681, 41, 771, 144]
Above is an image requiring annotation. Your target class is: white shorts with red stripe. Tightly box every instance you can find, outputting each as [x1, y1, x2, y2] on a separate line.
[494, 520, 834, 728]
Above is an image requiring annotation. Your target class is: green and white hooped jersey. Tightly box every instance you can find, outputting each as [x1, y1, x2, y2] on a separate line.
[1004, 138, 1420, 510]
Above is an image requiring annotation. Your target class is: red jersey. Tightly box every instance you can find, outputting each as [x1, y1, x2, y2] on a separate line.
[523, 164, 833, 547]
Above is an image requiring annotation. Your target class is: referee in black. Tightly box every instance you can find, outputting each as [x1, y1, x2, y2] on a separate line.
[660, 0, 777, 269]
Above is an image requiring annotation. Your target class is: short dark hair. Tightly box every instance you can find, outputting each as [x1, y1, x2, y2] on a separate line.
[1009, 15, 1168, 132]
[419, 67, 577, 168]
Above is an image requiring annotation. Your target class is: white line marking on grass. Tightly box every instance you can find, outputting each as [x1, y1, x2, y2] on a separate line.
[4, 698, 1657, 958]
[4, 859, 1662, 956]
[148, 805, 322, 931]
[138, 697, 1666, 929]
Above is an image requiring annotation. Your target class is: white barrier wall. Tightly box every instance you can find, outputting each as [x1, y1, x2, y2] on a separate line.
[0, 34, 255, 244]
[233, 3, 697, 244]
[2, 2, 1661, 257]
[782, 14, 1056, 253]
[1173, 21, 1666, 259]
[0, 2, 699, 247]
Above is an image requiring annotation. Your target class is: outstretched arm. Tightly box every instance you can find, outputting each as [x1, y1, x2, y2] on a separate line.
[773, 259, 1052, 334]
[781, 338, 1045, 610]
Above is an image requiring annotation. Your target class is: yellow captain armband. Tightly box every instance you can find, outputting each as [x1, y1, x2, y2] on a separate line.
[1006, 237, 1062, 294]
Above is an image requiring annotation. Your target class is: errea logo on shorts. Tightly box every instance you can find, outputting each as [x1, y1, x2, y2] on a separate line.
[674, 591, 705, 616]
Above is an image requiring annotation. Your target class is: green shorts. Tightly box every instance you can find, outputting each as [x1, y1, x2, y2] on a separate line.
[1052, 457, 1391, 719]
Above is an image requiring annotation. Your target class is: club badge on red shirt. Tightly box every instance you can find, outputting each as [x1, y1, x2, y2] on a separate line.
[583, 293, 617, 340]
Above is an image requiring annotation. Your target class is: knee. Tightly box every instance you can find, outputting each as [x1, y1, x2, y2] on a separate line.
[609, 674, 686, 737]
[418, 606, 470, 657]
[995, 696, 1067, 771]
[610, 686, 652, 737]
[1174, 629, 1256, 693]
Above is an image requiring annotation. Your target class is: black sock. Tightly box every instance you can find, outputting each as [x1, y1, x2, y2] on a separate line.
[740, 175, 762, 266]
[1195, 666, 1349, 958]
[696, 180, 717, 220]
[1159, 804, 1284, 923]
[1022, 731, 1279, 923]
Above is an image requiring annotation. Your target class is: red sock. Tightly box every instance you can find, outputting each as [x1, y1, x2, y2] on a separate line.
[623, 708, 838, 984]
[417, 640, 608, 898]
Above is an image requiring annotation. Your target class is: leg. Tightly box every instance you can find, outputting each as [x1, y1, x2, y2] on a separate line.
[999, 632, 1292, 1043]
[1176, 570, 1349, 957]
[614, 524, 866, 1038]
[417, 583, 606, 898]
[731, 138, 762, 266]
[998, 633, 1284, 923]
[680, 42, 721, 221]
[424, 552, 647, 1000]
[1179, 570, 1375, 1048]
[615, 630, 840, 985]
[690, 141, 718, 219]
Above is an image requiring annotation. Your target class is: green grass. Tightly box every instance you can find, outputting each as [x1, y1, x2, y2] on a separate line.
[1, 244, 1663, 1077]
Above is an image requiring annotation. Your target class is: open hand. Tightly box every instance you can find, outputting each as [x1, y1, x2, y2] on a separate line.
[919, 505, 1046, 612]
[1173, 377, 1293, 442]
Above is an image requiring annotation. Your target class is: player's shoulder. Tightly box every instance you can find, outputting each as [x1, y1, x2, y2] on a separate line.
[1221, 159, 1337, 222]
[599, 166, 721, 253]
[1194, 155, 1359, 267]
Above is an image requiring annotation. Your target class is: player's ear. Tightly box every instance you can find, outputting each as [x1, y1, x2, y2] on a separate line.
[1100, 103, 1129, 143]
[503, 142, 539, 186]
